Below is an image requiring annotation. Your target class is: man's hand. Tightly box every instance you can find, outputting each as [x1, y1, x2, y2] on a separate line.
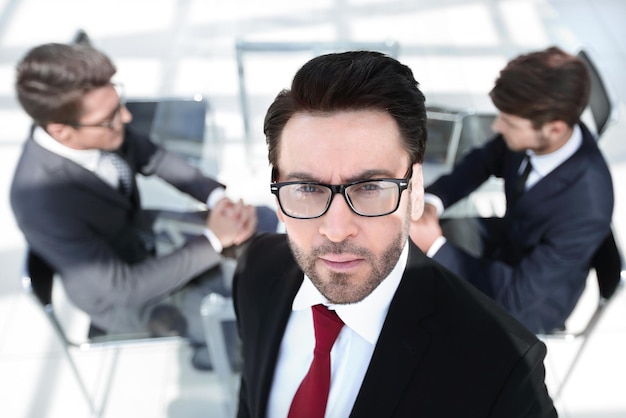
[410, 203, 443, 253]
[207, 198, 258, 248]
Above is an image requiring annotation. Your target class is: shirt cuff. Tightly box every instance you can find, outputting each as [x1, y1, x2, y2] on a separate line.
[206, 187, 227, 209]
[203, 228, 223, 254]
[423, 193, 445, 216]
[426, 236, 447, 257]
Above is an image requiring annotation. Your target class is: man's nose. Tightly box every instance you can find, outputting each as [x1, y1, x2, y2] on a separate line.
[121, 105, 133, 124]
[318, 194, 358, 242]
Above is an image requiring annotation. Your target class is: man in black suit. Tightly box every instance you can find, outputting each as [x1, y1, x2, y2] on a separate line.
[10, 42, 276, 348]
[233, 51, 557, 417]
[411, 47, 614, 334]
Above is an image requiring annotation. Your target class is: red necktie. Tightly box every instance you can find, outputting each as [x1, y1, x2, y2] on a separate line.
[288, 304, 344, 418]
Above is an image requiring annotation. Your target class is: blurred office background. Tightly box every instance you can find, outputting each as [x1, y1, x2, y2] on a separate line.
[1, 0, 625, 416]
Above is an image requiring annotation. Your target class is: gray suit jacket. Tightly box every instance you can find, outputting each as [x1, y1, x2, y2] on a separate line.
[10, 127, 225, 333]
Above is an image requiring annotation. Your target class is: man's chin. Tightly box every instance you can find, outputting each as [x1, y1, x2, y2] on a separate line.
[314, 275, 370, 305]
[107, 138, 125, 151]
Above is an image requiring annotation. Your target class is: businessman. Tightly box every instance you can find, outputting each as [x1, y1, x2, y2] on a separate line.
[411, 46, 614, 334]
[11, 42, 276, 349]
[233, 51, 556, 417]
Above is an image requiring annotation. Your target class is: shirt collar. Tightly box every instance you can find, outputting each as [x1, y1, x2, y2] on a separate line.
[292, 240, 409, 345]
[526, 124, 582, 177]
[33, 126, 102, 171]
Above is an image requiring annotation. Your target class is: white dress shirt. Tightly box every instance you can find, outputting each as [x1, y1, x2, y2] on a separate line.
[266, 242, 409, 418]
[423, 124, 583, 257]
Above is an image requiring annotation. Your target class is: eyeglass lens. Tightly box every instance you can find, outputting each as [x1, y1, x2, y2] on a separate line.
[278, 180, 401, 218]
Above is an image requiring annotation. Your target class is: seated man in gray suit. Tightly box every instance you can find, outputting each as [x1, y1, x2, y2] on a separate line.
[10, 42, 276, 360]
[411, 46, 614, 334]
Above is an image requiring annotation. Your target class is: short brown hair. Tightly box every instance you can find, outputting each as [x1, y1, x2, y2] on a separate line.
[489, 46, 590, 129]
[15, 43, 116, 127]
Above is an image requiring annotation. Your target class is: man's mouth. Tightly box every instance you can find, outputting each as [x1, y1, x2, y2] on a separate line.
[319, 254, 363, 271]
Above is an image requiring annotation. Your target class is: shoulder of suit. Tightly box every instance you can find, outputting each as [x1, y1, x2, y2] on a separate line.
[248, 233, 290, 257]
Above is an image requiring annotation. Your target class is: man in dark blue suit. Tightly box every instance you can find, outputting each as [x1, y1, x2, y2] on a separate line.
[411, 46, 614, 334]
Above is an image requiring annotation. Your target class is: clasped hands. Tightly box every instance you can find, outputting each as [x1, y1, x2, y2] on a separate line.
[207, 198, 258, 248]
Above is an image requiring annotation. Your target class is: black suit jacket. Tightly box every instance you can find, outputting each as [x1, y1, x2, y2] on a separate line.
[426, 123, 613, 333]
[233, 234, 557, 418]
[10, 127, 225, 333]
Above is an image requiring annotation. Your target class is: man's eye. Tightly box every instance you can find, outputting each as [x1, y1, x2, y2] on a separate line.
[295, 184, 326, 194]
[351, 182, 383, 194]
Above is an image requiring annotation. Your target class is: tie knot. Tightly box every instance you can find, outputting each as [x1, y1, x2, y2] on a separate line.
[312, 304, 344, 353]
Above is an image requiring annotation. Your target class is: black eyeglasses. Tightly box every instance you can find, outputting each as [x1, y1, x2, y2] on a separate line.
[68, 83, 125, 130]
[270, 168, 412, 219]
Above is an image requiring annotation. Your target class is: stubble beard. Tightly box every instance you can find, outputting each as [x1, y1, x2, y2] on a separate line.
[288, 217, 409, 305]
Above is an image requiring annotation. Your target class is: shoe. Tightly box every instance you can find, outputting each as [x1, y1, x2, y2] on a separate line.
[190, 343, 213, 371]
[147, 304, 188, 337]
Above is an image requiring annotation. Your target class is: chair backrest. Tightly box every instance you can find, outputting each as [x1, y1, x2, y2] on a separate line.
[71, 28, 92, 46]
[126, 99, 208, 143]
[23, 249, 82, 347]
[25, 250, 55, 307]
[591, 229, 624, 301]
[125, 98, 209, 165]
[577, 49, 616, 138]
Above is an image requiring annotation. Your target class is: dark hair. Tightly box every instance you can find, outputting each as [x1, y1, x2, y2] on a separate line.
[264, 50, 427, 180]
[489, 46, 590, 129]
[15, 43, 116, 127]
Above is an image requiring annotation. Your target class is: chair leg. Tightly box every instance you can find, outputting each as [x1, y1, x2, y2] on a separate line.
[201, 293, 238, 418]
[92, 346, 122, 418]
[60, 345, 97, 416]
[552, 325, 599, 400]
[61, 342, 125, 418]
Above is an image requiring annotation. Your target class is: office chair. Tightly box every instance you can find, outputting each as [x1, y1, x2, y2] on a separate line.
[577, 49, 618, 139]
[539, 228, 625, 399]
[538, 51, 621, 400]
[126, 98, 210, 160]
[22, 249, 185, 418]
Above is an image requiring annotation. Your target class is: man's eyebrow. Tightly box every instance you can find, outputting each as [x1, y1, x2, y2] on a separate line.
[283, 169, 398, 183]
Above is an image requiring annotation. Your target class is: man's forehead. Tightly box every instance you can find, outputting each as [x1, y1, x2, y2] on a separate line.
[81, 85, 117, 116]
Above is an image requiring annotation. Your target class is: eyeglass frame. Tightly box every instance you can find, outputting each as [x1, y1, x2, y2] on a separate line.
[66, 83, 126, 130]
[270, 167, 413, 219]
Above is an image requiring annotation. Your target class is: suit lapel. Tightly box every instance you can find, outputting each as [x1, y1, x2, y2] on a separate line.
[508, 123, 597, 212]
[350, 243, 435, 417]
[30, 138, 133, 207]
[253, 260, 303, 418]
[64, 161, 134, 206]
[515, 126, 595, 208]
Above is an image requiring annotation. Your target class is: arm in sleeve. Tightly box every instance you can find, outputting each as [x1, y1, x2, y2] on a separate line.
[124, 128, 225, 203]
[426, 135, 509, 209]
[434, 202, 612, 332]
[489, 341, 557, 418]
[24, 211, 222, 319]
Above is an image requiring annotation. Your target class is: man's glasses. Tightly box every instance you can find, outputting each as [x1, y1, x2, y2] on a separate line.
[270, 168, 412, 219]
[69, 83, 125, 130]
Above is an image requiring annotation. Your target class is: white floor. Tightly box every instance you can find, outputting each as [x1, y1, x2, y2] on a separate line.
[1, 0, 625, 417]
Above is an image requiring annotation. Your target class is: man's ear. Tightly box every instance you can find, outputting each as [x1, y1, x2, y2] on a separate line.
[45, 122, 74, 144]
[409, 162, 424, 221]
[274, 196, 286, 224]
[542, 119, 568, 139]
